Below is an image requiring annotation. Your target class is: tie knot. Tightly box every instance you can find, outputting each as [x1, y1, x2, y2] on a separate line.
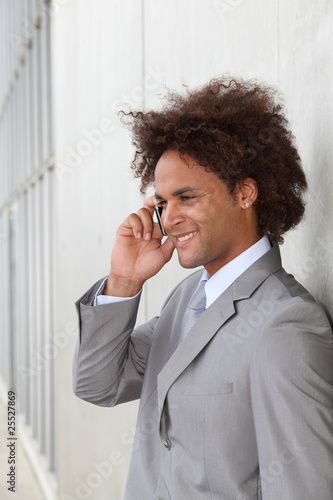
[188, 280, 206, 312]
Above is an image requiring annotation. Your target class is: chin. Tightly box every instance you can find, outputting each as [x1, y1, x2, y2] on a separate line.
[177, 254, 203, 269]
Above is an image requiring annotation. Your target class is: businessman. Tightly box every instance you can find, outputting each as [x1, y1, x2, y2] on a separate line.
[73, 78, 333, 499]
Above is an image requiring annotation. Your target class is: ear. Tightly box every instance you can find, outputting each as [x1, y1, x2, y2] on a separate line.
[238, 178, 258, 209]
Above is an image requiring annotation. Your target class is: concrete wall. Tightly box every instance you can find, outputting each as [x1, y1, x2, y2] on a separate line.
[1, 1, 332, 499]
[52, 2, 144, 499]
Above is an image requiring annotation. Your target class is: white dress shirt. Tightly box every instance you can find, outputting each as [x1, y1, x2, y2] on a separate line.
[94, 235, 272, 307]
[201, 235, 271, 308]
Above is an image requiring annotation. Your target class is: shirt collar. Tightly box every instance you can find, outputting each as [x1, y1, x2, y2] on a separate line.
[200, 235, 272, 308]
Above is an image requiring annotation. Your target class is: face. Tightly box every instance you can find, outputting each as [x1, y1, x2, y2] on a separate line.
[154, 150, 259, 276]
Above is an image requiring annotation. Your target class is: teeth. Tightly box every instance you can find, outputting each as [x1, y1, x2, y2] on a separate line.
[177, 232, 197, 242]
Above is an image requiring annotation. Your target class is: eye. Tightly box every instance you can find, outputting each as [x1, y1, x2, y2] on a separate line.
[180, 196, 195, 202]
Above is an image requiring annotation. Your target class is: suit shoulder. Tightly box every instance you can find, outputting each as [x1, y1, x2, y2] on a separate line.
[262, 267, 319, 306]
[250, 291, 333, 380]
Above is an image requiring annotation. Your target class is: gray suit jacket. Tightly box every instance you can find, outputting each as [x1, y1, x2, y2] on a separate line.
[73, 243, 333, 500]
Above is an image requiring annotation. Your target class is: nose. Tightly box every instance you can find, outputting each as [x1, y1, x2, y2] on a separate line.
[162, 202, 186, 230]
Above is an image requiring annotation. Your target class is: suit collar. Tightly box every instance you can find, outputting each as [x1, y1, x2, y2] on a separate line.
[157, 241, 282, 429]
[232, 240, 281, 299]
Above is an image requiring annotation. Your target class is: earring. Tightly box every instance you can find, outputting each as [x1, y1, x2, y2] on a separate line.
[245, 202, 250, 208]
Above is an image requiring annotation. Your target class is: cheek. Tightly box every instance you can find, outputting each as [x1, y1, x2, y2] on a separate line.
[197, 206, 223, 232]
[190, 203, 213, 224]
[183, 207, 203, 226]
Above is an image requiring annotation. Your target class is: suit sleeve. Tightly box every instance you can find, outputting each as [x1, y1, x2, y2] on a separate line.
[250, 299, 333, 499]
[73, 278, 158, 407]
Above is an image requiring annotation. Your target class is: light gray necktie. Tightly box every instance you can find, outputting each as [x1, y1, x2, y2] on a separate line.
[180, 280, 207, 342]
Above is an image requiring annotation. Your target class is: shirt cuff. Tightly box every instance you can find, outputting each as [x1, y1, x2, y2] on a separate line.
[93, 277, 141, 306]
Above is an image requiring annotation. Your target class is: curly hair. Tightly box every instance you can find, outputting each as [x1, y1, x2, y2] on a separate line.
[120, 77, 307, 243]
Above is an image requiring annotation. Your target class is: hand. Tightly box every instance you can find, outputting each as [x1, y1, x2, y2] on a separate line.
[105, 196, 175, 296]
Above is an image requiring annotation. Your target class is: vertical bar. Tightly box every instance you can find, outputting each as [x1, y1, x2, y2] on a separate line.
[8, 204, 18, 392]
[36, 177, 45, 451]
[45, 0, 53, 158]
[17, 192, 29, 417]
[0, 211, 10, 381]
[17, 49, 24, 187]
[45, 2, 55, 470]
[12, 2, 18, 193]
[32, 179, 41, 442]
[36, 12, 44, 167]
[2, 5, 9, 203]
[31, 4, 40, 174]
[27, 186, 34, 427]
[22, 0, 30, 183]
[39, 9, 47, 456]
[0, 3, 3, 102]
[28, 1, 35, 178]
[8, 2, 13, 195]
[0, 213, 3, 375]
[24, 45, 32, 182]
[43, 169, 55, 470]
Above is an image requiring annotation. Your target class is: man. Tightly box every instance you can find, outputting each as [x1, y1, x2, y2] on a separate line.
[73, 78, 333, 499]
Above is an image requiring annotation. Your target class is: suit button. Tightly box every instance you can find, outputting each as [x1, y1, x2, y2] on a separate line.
[162, 437, 171, 450]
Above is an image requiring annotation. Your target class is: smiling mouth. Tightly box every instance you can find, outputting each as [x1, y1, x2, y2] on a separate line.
[176, 231, 198, 244]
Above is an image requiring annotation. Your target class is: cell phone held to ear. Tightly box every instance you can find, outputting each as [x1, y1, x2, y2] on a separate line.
[154, 206, 167, 237]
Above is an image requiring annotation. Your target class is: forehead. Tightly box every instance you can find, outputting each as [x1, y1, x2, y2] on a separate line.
[154, 150, 220, 191]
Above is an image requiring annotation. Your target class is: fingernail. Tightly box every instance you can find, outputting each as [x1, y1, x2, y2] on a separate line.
[137, 232, 142, 239]
[145, 233, 151, 241]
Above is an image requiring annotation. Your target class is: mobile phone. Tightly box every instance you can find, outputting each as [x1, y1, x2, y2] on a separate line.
[154, 206, 167, 236]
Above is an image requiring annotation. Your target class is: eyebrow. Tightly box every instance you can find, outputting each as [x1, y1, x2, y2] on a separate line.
[155, 186, 200, 200]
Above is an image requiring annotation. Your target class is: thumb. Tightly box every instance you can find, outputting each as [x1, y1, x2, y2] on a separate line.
[161, 237, 175, 263]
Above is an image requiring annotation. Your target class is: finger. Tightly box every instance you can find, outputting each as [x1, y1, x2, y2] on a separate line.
[142, 195, 157, 215]
[160, 237, 175, 263]
[125, 213, 145, 239]
[136, 207, 154, 240]
[152, 219, 163, 239]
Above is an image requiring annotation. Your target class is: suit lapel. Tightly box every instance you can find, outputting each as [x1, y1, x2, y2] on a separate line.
[157, 242, 282, 425]
[157, 286, 235, 421]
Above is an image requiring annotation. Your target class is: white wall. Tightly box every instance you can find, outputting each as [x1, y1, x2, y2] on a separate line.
[1, 1, 331, 499]
[52, 2, 145, 499]
[277, 1, 333, 319]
